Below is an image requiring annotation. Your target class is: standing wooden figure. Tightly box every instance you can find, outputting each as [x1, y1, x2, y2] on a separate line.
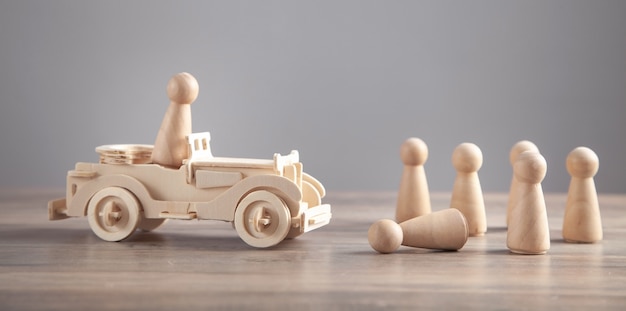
[151, 72, 199, 168]
[563, 147, 602, 243]
[450, 142, 487, 236]
[507, 150, 550, 255]
[396, 137, 431, 223]
[506, 140, 539, 226]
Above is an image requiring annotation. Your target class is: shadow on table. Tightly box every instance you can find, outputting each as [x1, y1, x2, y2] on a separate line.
[1, 225, 307, 252]
[487, 226, 507, 233]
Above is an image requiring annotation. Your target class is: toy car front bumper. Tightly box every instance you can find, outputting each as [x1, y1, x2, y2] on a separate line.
[299, 204, 332, 233]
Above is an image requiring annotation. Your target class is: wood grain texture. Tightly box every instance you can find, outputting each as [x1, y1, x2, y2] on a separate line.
[396, 137, 431, 222]
[151, 72, 197, 168]
[1, 189, 625, 310]
[563, 147, 602, 243]
[450, 142, 486, 236]
[507, 151, 550, 255]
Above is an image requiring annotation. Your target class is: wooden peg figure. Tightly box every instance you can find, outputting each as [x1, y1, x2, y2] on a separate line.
[563, 147, 602, 243]
[151, 72, 199, 168]
[450, 143, 487, 237]
[506, 140, 539, 227]
[396, 138, 431, 223]
[399, 209, 468, 251]
[368, 209, 469, 253]
[507, 150, 550, 255]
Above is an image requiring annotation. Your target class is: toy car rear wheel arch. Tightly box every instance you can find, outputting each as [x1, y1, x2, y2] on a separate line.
[234, 190, 291, 248]
[87, 187, 140, 241]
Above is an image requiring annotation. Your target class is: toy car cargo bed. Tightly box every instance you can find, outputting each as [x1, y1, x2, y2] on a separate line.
[191, 157, 275, 169]
[187, 150, 300, 173]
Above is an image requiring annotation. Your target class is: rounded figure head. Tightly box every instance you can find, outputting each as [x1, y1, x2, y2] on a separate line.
[167, 72, 199, 105]
[514, 150, 547, 184]
[368, 219, 403, 254]
[566, 147, 599, 179]
[452, 142, 483, 173]
[400, 137, 428, 166]
[510, 140, 539, 166]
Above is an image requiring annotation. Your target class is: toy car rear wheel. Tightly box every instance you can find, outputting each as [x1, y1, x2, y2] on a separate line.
[87, 187, 140, 241]
[234, 190, 291, 248]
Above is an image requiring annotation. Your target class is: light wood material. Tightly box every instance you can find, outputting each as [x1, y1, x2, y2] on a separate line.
[396, 137, 431, 222]
[367, 219, 403, 253]
[2, 189, 626, 310]
[507, 151, 550, 255]
[86, 187, 141, 241]
[450, 142, 486, 236]
[506, 140, 539, 226]
[399, 209, 468, 251]
[368, 209, 468, 253]
[48, 151, 330, 248]
[151, 72, 198, 168]
[563, 147, 602, 243]
[48, 73, 331, 248]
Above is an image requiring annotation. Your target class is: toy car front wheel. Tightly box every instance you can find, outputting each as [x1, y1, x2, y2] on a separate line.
[87, 187, 140, 241]
[234, 190, 291, 248]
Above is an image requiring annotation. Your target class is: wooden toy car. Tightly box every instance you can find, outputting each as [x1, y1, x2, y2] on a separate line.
[48, 72, 331, 248]
[48, 132, 331, 248]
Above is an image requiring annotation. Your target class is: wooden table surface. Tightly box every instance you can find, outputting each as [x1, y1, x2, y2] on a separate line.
[1, 189, 625, 310]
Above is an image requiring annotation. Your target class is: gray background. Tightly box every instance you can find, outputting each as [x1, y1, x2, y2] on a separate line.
[1, 0, 625, 193]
